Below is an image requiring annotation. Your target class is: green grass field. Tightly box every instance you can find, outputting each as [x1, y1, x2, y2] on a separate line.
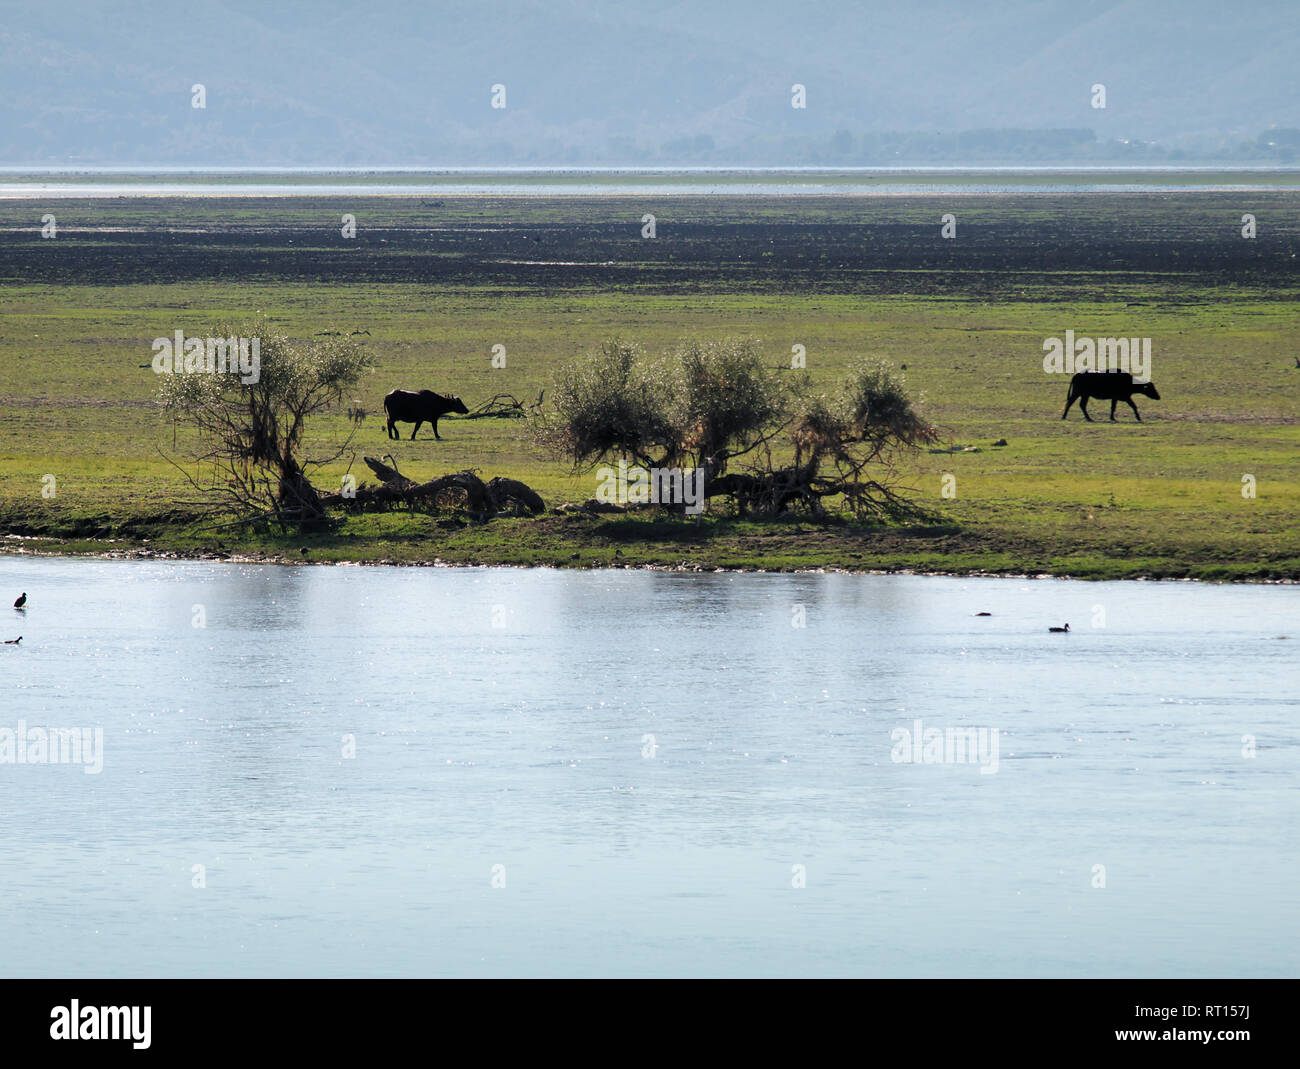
[1, 191, 1297, 579]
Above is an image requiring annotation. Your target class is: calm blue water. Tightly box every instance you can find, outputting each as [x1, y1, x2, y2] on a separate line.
[1, 556, 1296, 977]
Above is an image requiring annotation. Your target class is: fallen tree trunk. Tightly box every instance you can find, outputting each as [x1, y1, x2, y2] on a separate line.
[363, 455, 415, 490]
[485, 476, 546, 515]
[406, 471, 493, 514]
[322, 470, 545, 519]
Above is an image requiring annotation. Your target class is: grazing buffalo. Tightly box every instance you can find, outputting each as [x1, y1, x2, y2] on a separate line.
[383, 389, 469, 440]
[1061, 372, 1161, 422]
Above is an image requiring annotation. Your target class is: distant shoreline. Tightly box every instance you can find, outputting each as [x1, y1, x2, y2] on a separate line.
[3, 539, 1295, 585]
[3, 166, 1300, 199]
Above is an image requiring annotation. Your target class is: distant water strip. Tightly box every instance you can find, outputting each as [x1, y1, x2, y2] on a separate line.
[2, 170, 1299, 199]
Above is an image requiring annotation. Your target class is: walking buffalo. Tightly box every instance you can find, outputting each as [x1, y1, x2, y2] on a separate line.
[383, 389, 469, 440]
[1061, 372, 1161, 422]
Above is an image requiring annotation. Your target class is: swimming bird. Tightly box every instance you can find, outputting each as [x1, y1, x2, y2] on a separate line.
[1049, 623, 1070, 633]
[13, 593, 26, 609]
[3, 636, 20, 644]
[973, 612, 992, 616]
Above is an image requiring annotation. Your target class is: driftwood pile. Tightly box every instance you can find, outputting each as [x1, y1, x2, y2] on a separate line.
[457, 391, 544, 421]
[323, 457, 545, 520]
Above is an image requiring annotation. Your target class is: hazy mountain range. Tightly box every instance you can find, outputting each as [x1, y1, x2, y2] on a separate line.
[1, 0, 1297, 165]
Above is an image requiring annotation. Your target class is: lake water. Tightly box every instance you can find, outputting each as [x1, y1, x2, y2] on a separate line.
[3, 182, 1289, 198]
[0, 556, 1296, 977]
[2, 167, 1298, 198]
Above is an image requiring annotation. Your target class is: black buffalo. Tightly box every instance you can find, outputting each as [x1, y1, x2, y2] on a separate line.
[383, 389, 469, 440]
[1061, 372, 1161, 422]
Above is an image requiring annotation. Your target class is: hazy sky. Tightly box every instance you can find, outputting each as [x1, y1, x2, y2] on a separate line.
[1, 1, 1295, 164]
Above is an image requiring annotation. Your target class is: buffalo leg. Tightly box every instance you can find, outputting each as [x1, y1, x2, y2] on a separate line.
[433, 419, 441, 441]
[410, 420, 422, 440]
[1127, 398, 1142, 421]
[1079, 397, 1093, 422]
[386, 419, 396, 440]
[1061, 392, 1076, 419]
[1110, 398, 1118, 421]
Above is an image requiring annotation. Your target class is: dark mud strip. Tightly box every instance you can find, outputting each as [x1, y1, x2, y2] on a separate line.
[0, 194, 1297, 297]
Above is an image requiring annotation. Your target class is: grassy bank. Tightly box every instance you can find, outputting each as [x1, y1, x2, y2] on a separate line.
[1, 193, 1297, 579]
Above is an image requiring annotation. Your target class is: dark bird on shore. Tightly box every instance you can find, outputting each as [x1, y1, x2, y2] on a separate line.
[300, 547, 309, 557]
[13, 593, 26, 609]
[1049, 623, 1070, 633]
[4, 636, 20, 644]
